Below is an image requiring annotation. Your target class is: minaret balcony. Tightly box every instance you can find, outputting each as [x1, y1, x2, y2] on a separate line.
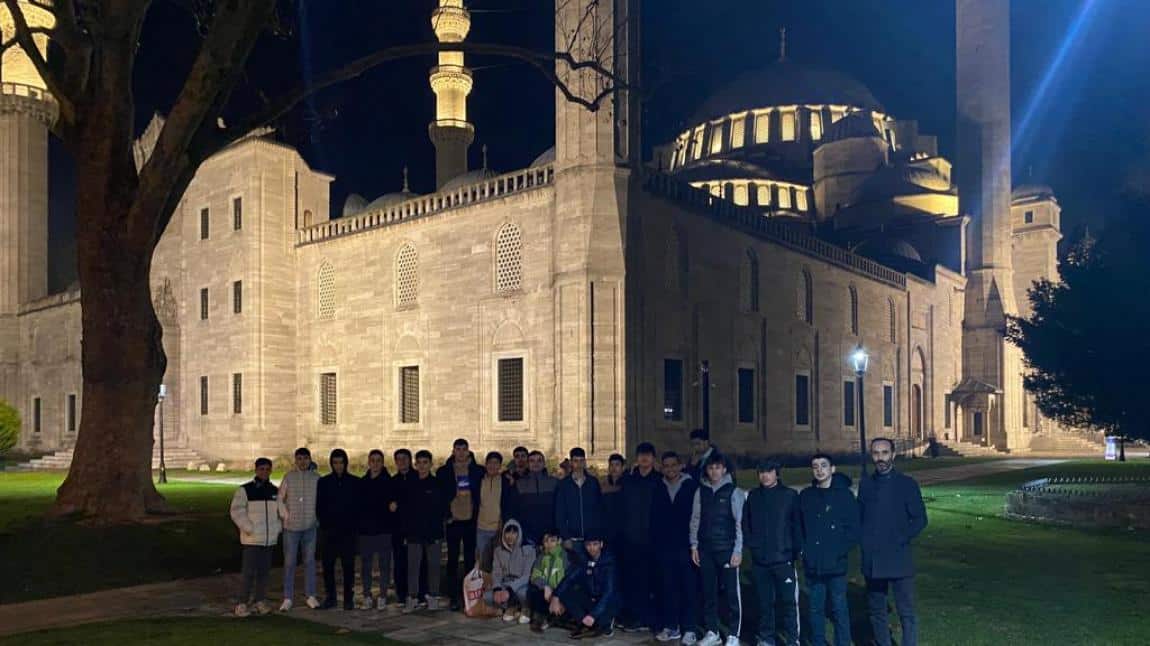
[430, 65, 474, 94]
[431, 6, 471, 41]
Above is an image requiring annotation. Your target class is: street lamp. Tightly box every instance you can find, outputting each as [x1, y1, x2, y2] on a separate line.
[157, 384, 167, 485]
[851, 346, 870, 477]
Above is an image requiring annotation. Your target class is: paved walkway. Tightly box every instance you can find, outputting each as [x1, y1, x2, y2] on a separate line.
[0, 458, 1064, 643]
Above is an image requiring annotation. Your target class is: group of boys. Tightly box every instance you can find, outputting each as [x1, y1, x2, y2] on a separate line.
[229, 431, 927, 646]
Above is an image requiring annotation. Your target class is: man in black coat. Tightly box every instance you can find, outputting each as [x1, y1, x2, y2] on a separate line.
[358, 449, 394, 609]
[617, 442, 661, 633]
[650, 451, 699, 643]
[514, 451, 559, 546]
[799, 454, 859, 646]
[685, 428, 737, 482]
[859, 438, 927, 646]
[435, 438, 486, 610]
[743, 458, 801, 646]
[403, 449, 448, 611]
[317, 448, 360, 610]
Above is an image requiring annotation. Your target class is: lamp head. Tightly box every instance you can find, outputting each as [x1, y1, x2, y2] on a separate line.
[851, 347, 869, 375]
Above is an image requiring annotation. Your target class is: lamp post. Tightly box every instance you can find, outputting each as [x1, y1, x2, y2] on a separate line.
[157, 384, 167, 484]
[851, 346, 870, 477]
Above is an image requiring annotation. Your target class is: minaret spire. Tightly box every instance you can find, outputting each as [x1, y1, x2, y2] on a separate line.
[429, 0, 475, 189]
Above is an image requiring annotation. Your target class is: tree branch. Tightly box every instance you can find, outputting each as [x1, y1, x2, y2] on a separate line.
[2, 0, 77, 125]
[221, 41, 625, 149]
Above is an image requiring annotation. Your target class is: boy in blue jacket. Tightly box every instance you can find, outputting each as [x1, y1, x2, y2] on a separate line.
[799, 453, 859, 646]
[554, 447, 604, 546]
[551, 533, 619, 639]
[651, 451, 699, 643]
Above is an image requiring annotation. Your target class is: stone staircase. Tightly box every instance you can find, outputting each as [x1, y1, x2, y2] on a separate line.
[935, 439, 1006, 457]
[7, 446, 207, 472]
[1025, 431, 1105, 456]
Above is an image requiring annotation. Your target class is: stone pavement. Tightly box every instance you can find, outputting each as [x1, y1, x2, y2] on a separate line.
[0, 458, 1066, 643]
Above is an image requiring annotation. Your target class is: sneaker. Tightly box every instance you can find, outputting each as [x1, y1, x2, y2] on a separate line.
[305, 596, 320, 609]
[724, 636, 741, 646]
[376, 597, 387, 610]
[681, 631, 700, 645]
[254, 601, 271, 615]
[698, 631, 723, 646]
[427, 596, 440, 611]
[278, 599, 293, 612]
[656, 628, 683, 642]
[234, 603, 250, 618]
[530, 619, 545, 633]
[404, 597, 419, 613]
[503, 610, 518, 622]
[518, 613, 531, 625]
[569, 626, 593, 640]
[450, 597, 461, 612]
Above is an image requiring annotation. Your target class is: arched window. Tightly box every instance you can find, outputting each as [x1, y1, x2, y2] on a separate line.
[395, 243, 418, 307]
[741, 249, 760, 312]
[888, 297, 897, 343]
[317, 261, 335, 319]
[798, 268, 813, 323]
[494, 223, 523, 293]
[849, 285, 859, 335]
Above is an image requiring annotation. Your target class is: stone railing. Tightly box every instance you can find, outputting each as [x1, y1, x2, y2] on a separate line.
[642, 172, 907, 289]
[297, 164, 555, 246]
[0, 81, 59, 123]
[1005, 475, 1150, 529]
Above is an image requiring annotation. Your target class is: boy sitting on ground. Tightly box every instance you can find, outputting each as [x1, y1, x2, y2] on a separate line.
[528, 528, 569, 632]
[488, 518, 536, 623]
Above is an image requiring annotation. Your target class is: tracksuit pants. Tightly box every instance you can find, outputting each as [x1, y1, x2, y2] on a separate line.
[699, 549, 741, 638]
[358, 533, 392, 600]
[656, 548, 698, 634]
[445, 519, 476, 601]
[621, 540, 657, 627]
[750, 560, 799, 646]
[866, 576, 917, 646]
[406, 541, 442, 598]
[321, 529, 356, 603]
[808, 573, 851, 646]
[239, 545, 273, 604]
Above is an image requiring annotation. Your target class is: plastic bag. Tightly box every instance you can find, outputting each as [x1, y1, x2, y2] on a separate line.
[463, 567, 497, 618]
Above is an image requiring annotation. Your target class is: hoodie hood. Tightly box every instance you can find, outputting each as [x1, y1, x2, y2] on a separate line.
[700, 473, 734, 492]
[501, 518, 524, 550]
[811, 471, 854, 489]
[329, 448, 349, 471]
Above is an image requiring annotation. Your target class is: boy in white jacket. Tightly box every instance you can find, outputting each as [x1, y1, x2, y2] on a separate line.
[229, 457, 285, 617]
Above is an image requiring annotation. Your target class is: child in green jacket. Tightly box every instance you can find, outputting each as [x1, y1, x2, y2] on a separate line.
[527, 528, 568, 631]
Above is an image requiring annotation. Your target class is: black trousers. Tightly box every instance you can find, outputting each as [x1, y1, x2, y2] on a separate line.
[558, 582, 615, 629]
[620, 540, 657, 627]
[699, 549, 741, 638]
[866, 576, 917, 646]
[321, 529, 356, 602]
[392, 536, 429, 601]
[239, 545, 273, 604]
[656, 548, 698, 633]
[445, 519, 476, 600]
[750, 560, 799, 645]
[527, 584, 550, 618]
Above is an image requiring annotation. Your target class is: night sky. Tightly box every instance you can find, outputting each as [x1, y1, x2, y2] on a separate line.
[46, 0, 1150, 289]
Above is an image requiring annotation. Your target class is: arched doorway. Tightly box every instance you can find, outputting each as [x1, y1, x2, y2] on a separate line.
[912, 384, 923, 440]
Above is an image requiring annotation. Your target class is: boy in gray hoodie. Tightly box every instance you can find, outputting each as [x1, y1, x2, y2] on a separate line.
[488, 518, 537, 622]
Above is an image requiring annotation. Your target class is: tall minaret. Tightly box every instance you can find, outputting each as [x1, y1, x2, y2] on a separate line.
[429, 0, 474, 189]
[0, 1, 56, 314]
[956, 0, 1024, 449]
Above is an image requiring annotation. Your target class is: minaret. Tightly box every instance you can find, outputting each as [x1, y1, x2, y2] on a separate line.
[428, 0, 474, 189]
[0, 1, 57, 314]
[956, 0, 1024, 449]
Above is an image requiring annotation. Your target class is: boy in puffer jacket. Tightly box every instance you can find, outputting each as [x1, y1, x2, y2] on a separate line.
[229, 457, 284, 617]
[488, 518, 537, 622]
[528, 528, 568, 632]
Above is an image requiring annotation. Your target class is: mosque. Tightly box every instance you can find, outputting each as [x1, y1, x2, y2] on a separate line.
[2, 0, 1074, 465]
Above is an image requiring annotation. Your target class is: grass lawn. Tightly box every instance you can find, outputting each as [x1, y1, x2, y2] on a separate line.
[0, 473, 238, 604]
[0, 616, 403, 645]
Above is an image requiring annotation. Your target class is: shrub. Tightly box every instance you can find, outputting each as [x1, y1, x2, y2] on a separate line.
[0, 399, 20, 456]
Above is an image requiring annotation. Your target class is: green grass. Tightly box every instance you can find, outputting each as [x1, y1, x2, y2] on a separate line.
[0, 473, 238, 604]
[0, 616, 403, 645]
[733, 455, 1001, 488]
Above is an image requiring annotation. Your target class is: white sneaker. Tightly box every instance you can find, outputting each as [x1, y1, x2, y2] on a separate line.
[278, 599, 292, 612]
[698, 631, 723, 646]
[254, 601, 271, 616]
[656, 628, 683, 642]
[503, 610, 518, 622]
[518, 613, 531, 625]
[681, 631, 699, 645]
[305, 596, 320, 609]
[426, 596, 440, 611]
[376, 597, 387, 610]
[404, 597, 418, 613]
[361, 597, 374, 611]
[234, 603, 250, 618]
[724, 636, 741, 646]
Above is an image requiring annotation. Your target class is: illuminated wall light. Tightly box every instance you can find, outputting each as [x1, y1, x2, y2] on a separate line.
[781, 110, 797, 141]
[730, 114, 746, 149]
[755, 111, 771, 144]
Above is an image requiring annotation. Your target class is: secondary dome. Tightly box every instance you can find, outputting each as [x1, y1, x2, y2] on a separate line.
[441, 167, 497, 191]
[855, 164, 952, 203]
[343, 193, 368, 217]
[689, 60, 883, 125]
[855, 237, 923, 263]
[823, 111, 881, 143]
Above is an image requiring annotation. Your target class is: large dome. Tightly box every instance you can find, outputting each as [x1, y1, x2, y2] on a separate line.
[690, 61, 883, 125]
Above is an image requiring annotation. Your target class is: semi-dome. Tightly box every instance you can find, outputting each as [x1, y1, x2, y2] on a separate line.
[689, 60, 883, 125]
[855, 237, 923, 263]
[343, 193, 368, 217]
[441, 167, 497, 191]
[855, 164, 952, 202]
[822, 111, 881, 143]
[364, 189, 416, 211]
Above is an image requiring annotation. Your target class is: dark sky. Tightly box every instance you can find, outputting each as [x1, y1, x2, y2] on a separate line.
[47, 0, 1150, 288]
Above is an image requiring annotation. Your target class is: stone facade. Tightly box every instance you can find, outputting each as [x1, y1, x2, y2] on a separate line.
[3, 0, 1071, 462]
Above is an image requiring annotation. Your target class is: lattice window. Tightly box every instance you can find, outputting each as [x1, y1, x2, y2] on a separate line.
[233, 280, 242, 314]
[495, 224, 523, 293]
[320, 372, 337, 425]
[317, 262, 335, 319]
[200, 287, 209, 320]
[400, 366, 420, 424]
[849, 285, 860, 335]
[497, 358, 524, 422]
[199, 376, 208, 415]
[233, 197, 243, 231]
[395, 244, 419, 307]
[232, 373, 243, 415]
[888, 297, 897, 343]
